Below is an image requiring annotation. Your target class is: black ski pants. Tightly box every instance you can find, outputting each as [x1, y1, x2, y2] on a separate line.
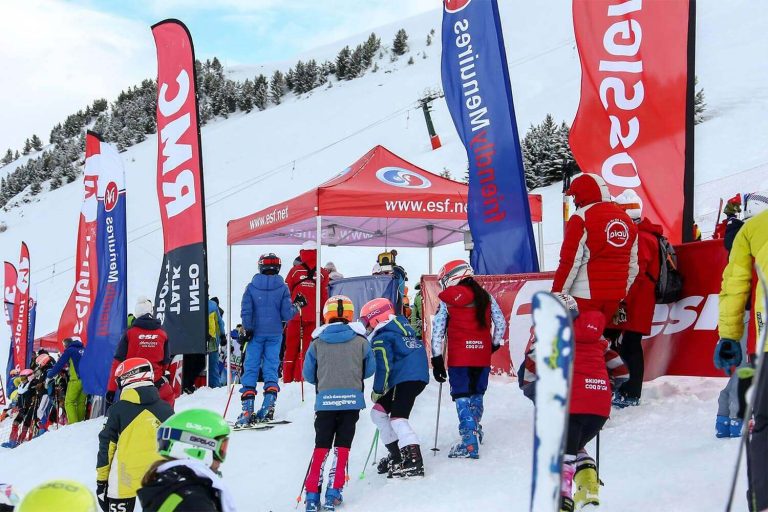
[314, 410, 360, 449]
[566, 414, 607, 455]
[618, 330, 645, 399]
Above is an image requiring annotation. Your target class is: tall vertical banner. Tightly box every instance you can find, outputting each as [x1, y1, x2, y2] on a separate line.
[57, 134, 99, 348]
[441, 0, 539, 275]
[11, 243, 30, 374]
[569, 0, 693, 243]
[151, 19, 209, 355]
[79, 132, 128, 395]
[4, 262, 17, 397]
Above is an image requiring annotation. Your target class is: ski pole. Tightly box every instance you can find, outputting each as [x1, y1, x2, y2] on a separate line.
[223, 382, 236, 419]
[596, 432, 600, 482]
[359, 429, 380, 480]
[295, 456, 312, 509]
[432, 382, 443, 455]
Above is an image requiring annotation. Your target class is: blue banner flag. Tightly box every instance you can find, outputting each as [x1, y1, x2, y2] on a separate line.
[81, 133, 128, 395]
[441, 0, 538, 274]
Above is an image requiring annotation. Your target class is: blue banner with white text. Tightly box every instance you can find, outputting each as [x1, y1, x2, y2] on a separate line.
[81, 134, 128, 395]
[441, 0, 538, 274]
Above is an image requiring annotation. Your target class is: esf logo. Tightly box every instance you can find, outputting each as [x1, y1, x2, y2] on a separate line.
[605, 219, 630, 248]
[375, 167, 432, 189]
[104, 182, 119, 212]
[445, 0, 472, 13]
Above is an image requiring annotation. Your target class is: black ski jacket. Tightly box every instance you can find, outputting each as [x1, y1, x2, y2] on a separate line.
[137, 464, 222, 512]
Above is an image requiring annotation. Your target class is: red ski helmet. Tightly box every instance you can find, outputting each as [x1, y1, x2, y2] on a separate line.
[114, 357, 155, 388]
[359, 298, 395, 330]
[437, 260, 473, 290]
[35, 354, 53, 368]
[19, 369, 33, 379]
[258, 253, 282, 275]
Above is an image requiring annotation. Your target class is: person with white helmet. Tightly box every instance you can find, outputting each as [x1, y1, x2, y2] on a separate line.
[360, 297, 429, 478]
[138, 409, 235, 512]
[714, 187, 768, 508]
[609, 189, 662, 408]
[96, 358, 174, 512]
[430, 260, 506, 459]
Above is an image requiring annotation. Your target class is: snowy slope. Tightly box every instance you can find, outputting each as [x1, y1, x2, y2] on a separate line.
[0, 376, 749, 511]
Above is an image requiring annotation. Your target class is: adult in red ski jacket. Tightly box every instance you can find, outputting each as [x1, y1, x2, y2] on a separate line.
[608, 190, 662, 407]
[107, 297, 175, 408]
[284, 242, 329, 383]
[552, 173, 639, 322]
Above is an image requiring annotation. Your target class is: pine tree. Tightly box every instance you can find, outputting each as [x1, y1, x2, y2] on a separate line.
[335, 46, 352, 80]
[348, 45, 364, 78]
[269, 70, 286, 105]
[694, 76, 706, 125]
[1, 149, 13, 165]
[393, 29, 409, 56]
[30, 181, 42, 195]
[254, 74, 268, 110]
[521, 115, 580, 189]
[22, 139, 31, 155]
[362, 33, 381, 67]
[13, 150, 19, 160]
[239, 79, 255, 112]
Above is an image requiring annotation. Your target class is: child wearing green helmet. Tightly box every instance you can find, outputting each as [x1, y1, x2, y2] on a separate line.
[16, 480, 97, 512]
[137, 408, 237, 512]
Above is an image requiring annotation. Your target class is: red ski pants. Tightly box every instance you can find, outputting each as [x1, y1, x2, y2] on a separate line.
[283, 319, 315, 383]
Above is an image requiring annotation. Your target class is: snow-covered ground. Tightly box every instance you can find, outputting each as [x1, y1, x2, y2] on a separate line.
[0, 376, 749, 511]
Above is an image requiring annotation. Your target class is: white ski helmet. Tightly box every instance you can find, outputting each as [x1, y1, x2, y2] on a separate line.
[615, 189, 643, 221]
[744, 189, 768, 219]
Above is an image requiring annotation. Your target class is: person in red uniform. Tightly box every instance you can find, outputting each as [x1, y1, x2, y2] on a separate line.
[106, 297, 174, 408]
[713, 194, 741, 240]
[609, 190, 662, 408]
[284, 241, 329, 384]
[430, 260, 506, 459]
[552, 173, 639, 323]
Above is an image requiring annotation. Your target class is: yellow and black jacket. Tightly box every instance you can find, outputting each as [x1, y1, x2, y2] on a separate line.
[97, 383, 174, 499]
[719, 209, 768, 346]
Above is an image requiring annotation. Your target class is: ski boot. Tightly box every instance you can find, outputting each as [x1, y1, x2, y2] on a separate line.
[448, 398, 479, 459]
[469, 394, 484, 444]
[254, 388, 277, 423]
[715, 415, 730, 438]
[324, 488, 343, 511]
[729, 417, 744, 438]
[304, 492, 320, 512]
[0, 439, 19, 449]
[392, 444, 424, 477]
[573, 458, 600, 509]
[559, 496, 575, 512]
[612, 391, 639, 409]
[377, 441, 401, 475]
[235, 389, 256, 428]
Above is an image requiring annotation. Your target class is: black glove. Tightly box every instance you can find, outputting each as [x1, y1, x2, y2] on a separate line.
[104, 391, 115, 410]
[96, 481, 108, 512]
[293, 294, 308, 309]
[244, 329, 254, 342]
[431, 356, 447, 383]
[156, 371, 171, 388]
[220, 334, 227, 346]
[492, 344, 501, 354]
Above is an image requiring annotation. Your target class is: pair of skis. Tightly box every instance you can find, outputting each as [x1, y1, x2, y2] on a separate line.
[230, 419, 292, 432]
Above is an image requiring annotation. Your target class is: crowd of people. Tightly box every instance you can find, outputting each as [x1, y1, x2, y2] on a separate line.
[1, 174, 768, 511]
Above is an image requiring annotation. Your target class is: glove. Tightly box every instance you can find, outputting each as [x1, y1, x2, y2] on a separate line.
[157, 371, 171, 388]
[243, 329, 254, 342]
[714, 338, 742, 375]
[431, 355, 447, 383]
[293, 294, 308, 309]
[371, 390, 384, 403]
[96, 481, 108, 512]
[492, 344, 501, 354]
[612, 303, 628, 325]
[220, 334, 227, 346]
[104, 391, 115, 410]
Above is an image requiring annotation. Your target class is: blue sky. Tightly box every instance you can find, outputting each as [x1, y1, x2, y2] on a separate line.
[0, 0, 435, 151]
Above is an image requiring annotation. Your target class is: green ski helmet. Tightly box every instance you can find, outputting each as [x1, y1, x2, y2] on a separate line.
[157, 408, 231, 466]
[17, 480, 97, 512]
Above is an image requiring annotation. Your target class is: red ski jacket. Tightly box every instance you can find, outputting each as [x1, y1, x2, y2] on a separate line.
[286, 249, 329, 324]
[439, 285, 492, 368]
[553, 176, 639, 303]
[107, 315, 170, 392]
[570, 311, 612, 418]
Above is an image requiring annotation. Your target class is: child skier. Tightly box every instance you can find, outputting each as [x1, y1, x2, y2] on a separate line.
[138, 409, 236, 512]
[430, 260, 506, 459]
[302, 295, 375, 511]
[237, 253, 305, 427]
[97, 358, 174, 512]
[359, 297, 429, 477]
[46, 337, 87, 424]
[1, 368, 34, 448]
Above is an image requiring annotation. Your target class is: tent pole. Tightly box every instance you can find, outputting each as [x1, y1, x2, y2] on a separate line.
[316, 215, 322, 328]
[226, 244, 232, 389]
[427, 224, 434, 274]
[537, 222, 545, 270]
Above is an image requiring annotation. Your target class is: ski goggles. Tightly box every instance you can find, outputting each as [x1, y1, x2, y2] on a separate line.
[157, 427, 230, 462]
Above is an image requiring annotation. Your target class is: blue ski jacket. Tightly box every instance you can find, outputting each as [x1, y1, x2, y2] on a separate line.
[47, 340, 85, 380]
[241, 274, 297, 336]
[368, 316, 429, 394]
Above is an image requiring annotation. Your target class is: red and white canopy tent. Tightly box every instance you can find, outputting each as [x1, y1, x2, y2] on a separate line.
[225, 145, 542, 357]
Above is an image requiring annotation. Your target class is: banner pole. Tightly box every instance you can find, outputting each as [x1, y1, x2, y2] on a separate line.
[427, 225, 434, 274]
[315, 215, 322, 329]
[537, 222, 545, 269]
[682, 0, 697, 242]
[227, 244, 232, 389]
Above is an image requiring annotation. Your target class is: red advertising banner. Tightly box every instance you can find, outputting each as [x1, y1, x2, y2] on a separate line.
[3, 261, 16, 327]
[11, 242, 31, 372]
[56, 132, 99, 348]
[422, 240, 729, 380]
[570, 0, 691, 243]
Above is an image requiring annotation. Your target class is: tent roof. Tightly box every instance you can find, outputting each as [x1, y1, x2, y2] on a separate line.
[227, 145, 541, 247]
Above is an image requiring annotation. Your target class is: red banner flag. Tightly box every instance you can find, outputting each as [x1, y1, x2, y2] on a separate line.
[11, 242, 30, 372]
[3, 261, 16, 327]
[151, 19, 209, 355]
[56, 132, 100, 349]
[569, 0, 692, 243]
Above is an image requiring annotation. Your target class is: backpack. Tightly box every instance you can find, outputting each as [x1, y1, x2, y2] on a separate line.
[653, 234, 683, 304]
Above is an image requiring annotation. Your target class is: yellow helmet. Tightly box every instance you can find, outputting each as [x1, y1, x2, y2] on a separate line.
[17, 480, 97, 512]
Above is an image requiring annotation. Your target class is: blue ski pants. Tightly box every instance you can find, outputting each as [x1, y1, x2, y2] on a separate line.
[241, 334, 283, 391]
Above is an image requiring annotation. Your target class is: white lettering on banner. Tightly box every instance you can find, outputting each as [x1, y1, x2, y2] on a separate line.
[598, 0, 645, 190]
[189, 264, 200, 312]
[73, 234, 92, 335]
[648, 294, 719, 337]
[158, 68, 196, 219]
[171, 266, 181, 314]
[452, 19, 491, 132]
